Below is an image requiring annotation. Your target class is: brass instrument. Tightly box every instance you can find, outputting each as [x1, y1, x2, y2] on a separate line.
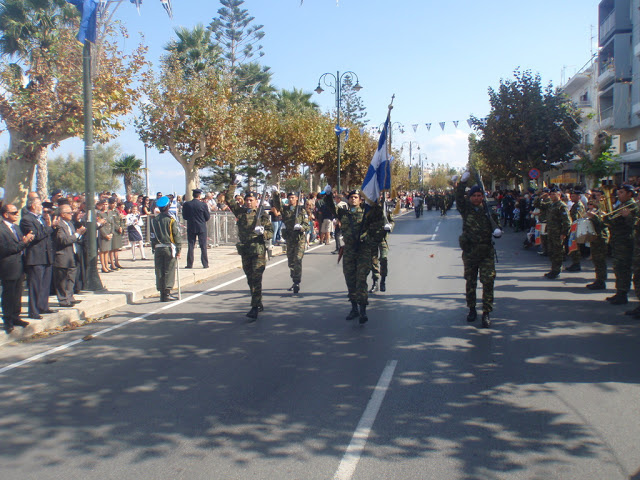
[600, 182, 616, 215]
[601, 205, 628, 219]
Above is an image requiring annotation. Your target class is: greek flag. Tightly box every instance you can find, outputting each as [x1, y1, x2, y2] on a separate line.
[361, 115, 392, 205]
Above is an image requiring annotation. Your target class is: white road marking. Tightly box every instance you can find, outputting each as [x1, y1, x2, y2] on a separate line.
[333, 360, 398, 480]
[0, 243, 327, 375]
[431, 221, 442, 240]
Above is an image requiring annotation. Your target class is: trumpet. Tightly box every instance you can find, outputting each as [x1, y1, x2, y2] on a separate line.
[601, 205, 629, 219]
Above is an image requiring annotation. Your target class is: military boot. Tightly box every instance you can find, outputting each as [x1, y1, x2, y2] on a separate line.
[164, 289, 177, 301]
[481, 312, 491, 328]
[467, 306, 477, 322]
[609, 292, 628, 305]
[586, 280, 606, 290]
[358, 304, 368, 324]
[380, 277, 386, 292]
[160, 290, 167, 302]
[346, 302, 359, 320]
[246, 307, 259, 320]
[369, 279, 378, 293]
[293, 283, 300, 294]
[565, 263, 581, 272]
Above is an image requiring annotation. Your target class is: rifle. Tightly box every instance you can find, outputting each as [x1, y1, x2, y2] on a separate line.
[470, 167, 500, 263]
[253, 178, 270, 229]
[294, 189, 302, 228]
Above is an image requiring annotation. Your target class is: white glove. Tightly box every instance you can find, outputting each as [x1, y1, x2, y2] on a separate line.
[280, 224, 286, 230]
[294, 223, 302, 231]
[324, 184, 332, 194]
[272, 185, 279, 193]
[233, 174, 242, 185]
[461, 171, 471, 183]
[451, 175, 459, 183]
[384, 223, 392, 231]
[493, 228, 503, 238]
[254, 226, 265, 235]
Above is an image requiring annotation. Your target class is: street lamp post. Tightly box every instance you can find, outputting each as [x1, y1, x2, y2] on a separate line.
[315, 71, 362, 194]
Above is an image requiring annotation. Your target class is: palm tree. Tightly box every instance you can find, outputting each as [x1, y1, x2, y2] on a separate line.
[112, 154, 143, 196]
[164, 24, 221, 79]
[275, 87, 318, 113]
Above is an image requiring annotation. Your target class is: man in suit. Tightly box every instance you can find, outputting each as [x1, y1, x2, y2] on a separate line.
[0, 204, 35, 334]
[182, 188, 211, 269]
[20, 197, 57, 319]
[53, 204, 86, 307]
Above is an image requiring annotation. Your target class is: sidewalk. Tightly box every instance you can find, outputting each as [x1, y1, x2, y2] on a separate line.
[0, 243, 286, 348]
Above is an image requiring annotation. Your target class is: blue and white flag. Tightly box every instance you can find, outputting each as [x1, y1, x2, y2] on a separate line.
[66, 0, 98, 43]
[361, 115, 393, 205]
[335, 125, 350, 142]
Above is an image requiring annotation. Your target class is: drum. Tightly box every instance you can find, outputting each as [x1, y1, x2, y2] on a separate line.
[537, 222, 547, 235]
[575, 218, 597, 244]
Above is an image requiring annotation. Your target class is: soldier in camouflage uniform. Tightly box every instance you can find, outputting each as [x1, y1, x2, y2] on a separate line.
[533, 188, 551, 256]
[272, 190, 309, 294]
[603, 184, 639, 305]
[544, 186, 570, 279]
[585, 193, 609, 290]
[455, 173, 501, 328]
[224, 184, 273, 320]
[367, 201, 394, 293]
[150, 196, 182, 302]
[566, 189, 586, 272]
[325, 188, 372, 324]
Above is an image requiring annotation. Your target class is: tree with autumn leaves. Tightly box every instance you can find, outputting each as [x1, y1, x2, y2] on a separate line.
[0, 0, 147, 208]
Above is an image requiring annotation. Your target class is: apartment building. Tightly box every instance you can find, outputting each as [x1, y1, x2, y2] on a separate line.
[598, 0, 640, 177]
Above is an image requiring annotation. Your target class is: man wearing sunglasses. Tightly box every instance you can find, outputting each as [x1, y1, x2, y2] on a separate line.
[0, 204, 35, 334]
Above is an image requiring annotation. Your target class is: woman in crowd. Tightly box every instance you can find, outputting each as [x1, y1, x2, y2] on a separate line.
[126, 204, 147, 261]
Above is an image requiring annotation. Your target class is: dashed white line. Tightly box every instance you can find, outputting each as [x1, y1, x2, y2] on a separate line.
[333, 360, 398, 480]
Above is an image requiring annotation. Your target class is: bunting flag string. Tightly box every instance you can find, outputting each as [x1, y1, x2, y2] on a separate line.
[452, 120, 459, 128]
[425, 123, 431, 131]
[412, 124, 418, 133]
[439, 122, 446, 131]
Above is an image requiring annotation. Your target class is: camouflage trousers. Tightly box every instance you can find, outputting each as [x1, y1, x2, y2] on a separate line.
[342, 242, 372, 305]
[241, 248, 267, 308]
[154, 247, 176, 292]
[569, 249, 581, 266]
[371, 240, 389, 280]
[611, 239, 633, 293]
[285, 235, 305, 284]
[590, 238, 608, 282]
[547, 233, 564, 274]
[462, 246, 496, 312]
[632, 243, 640, 300]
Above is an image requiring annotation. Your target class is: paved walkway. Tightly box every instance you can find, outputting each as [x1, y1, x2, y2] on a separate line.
[0, 243, 287, 348]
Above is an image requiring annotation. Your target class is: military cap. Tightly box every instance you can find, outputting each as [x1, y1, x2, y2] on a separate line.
[244, 191, 256, 199]
[107, 197, 117, 204]
[51, 189, 62, 196]
[571, 188, 583, 195]
[192, 188, 203, 195]
[619, 184, 635, 193]
[287, 191, 298, 197]
[156, 196, 170, 208]
[549, 186, 561, 193]
[542, 187, 550, 193]
[468, 185, 482, 196]
[348, 189, 360, 197]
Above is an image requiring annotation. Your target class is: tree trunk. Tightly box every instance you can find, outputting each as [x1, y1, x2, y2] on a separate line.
[184, 163, 198, 202]
[312, 171, 322, 192]
[3, 131, 41, 210]
[36, 148, 49, 202]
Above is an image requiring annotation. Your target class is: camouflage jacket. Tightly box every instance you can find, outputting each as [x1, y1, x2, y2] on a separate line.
[569, 201, 586, 222]
[271, 194, 309, 239]
[455, 182, 496, 248]
[225, 191, 273, 244]
[325, 194, 370, 247]
[605, 199, 638, 242]
[534, 196, 550, 223]
[366, 202, 394, 245]
[546, 200, 570, 236]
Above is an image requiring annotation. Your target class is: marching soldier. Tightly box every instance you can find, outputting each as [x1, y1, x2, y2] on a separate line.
[150, 196, 181, 302]
[224, 182, 273, 320]
[585, 192, 609, 290]
[272, 189, 309, 294]
[566, 188, 586, 272]
[544, 186, 571, 279]
[533, 188, 551, 256]
[368, 201, 394, 293]
[455, 172, 501, 328]
[603, 184, 639, 305]
[325, 187, 372, 324]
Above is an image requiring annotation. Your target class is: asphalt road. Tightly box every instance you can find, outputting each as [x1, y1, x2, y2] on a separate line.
[1, 207, 639, 480]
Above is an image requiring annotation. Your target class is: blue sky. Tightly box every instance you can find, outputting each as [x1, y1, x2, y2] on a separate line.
[1, 0, 601, 195]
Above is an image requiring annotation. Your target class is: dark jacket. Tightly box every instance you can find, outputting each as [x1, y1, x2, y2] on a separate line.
[20, 211, 55, 266]
[0, 221, 28, 280]
[182, 199, 211, 234]
[54, 220, 81, 269]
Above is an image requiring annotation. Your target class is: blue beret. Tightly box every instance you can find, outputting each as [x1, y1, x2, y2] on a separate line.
[469, 185, 482, 195]
[620, 184, 635, 193]
[156, 196, 170, 208]
[549, 186, 560, 193]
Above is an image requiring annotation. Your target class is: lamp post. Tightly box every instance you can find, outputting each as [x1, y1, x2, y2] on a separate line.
[401, 141, 420, 188]
[314, 71, 362, 194]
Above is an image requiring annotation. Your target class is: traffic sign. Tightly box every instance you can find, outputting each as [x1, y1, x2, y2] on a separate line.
[529, 168, 541, 180]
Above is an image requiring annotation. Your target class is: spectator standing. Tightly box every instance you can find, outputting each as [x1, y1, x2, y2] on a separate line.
[20, 197, 56, 319]
[182, 189, 210, 269]
[53, 204, 86, 307]
[126, 204, 147, 261]
[0, 204, 35, 333]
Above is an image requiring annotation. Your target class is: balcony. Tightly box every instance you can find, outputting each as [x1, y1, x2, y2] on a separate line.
[600, 11, 616, 43]
[598, 62, 615, 88]
[600, 106, 614, 128]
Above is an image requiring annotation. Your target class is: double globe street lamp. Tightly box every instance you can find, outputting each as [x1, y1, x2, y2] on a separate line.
[314, 71, 362, 194]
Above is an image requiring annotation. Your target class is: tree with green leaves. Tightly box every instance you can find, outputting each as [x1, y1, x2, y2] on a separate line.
[112, 154, 143, 196]
[574, 132, 620, 186]
[0, 0, 147, 208]
[208, 0, 265, 77]
[472, 69, 580, 186]
[276, 87, 318, 113]
[233, 61, 276, 106]
[164, 24, 221, 79]
[48, 144, 121, 195]
[340, 74, 368, 126]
